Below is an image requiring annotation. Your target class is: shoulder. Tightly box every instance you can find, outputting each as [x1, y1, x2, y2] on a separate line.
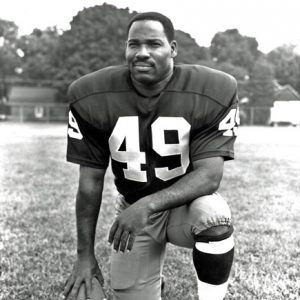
[68, 65, 130, 103]
[170, 64, 237, 107]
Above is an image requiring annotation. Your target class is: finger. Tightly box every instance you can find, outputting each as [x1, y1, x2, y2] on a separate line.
[108, 220, 118, 244]
[69, 278, 83, 299]
[119, 231, 130, 253]
[63, 276, 74, 297]
[64, 278, 69, 287]
[92, 277, 107, 300]
[85, 278, 92, 300]
[126, 234, 136, 252]
[95, 271, 104, 286]
[113, 228, 123, 252]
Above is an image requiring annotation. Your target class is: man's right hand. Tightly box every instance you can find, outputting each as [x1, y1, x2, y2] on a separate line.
[63, 254, 104, 300]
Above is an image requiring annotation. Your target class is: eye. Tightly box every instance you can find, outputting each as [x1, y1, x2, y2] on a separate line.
[127, 42, 139, 48]
[150, 42, 161, 47]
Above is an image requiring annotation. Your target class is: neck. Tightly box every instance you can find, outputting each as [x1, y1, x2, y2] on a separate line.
[131, 70, 174, 98]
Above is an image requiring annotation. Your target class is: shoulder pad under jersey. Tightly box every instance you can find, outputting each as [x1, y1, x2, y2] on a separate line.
[169, 64, 237, 107]
[68, 65, 130, 104]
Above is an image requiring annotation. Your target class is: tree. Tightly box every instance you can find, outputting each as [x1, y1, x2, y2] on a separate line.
[55, 4, 134, 81]
[242, 58, 275, 124]
[248, 58, 275, 106]
[267, 45, 300, 94]
[214, 61, 248, 81]
[0, 19, 20, 99]
[17, 27, 60, 81]
[210, 29, 261, 72]
[175, 30, 210, 64]
[52, 3, 136, 100]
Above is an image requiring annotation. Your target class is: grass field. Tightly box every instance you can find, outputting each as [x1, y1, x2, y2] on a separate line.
[0, 123, 299, 300]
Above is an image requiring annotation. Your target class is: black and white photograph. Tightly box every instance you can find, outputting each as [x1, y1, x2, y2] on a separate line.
[0, 1, 299, 299]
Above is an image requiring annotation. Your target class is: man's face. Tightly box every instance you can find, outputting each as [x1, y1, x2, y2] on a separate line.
[125, 20, 177, 86]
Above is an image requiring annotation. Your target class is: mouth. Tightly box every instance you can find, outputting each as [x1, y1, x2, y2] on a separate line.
[133, 62, 154, 72]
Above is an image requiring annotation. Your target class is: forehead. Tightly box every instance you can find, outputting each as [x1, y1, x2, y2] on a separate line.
[128, 20, 168, 40]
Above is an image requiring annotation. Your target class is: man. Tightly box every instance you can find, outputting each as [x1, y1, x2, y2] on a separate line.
[63, 11, 239, 300]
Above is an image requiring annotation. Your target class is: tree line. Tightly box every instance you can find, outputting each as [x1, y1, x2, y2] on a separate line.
[1, 3, 300, 107]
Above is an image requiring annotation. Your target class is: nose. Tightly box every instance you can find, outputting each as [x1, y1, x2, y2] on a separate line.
[136, 45, 150, 59]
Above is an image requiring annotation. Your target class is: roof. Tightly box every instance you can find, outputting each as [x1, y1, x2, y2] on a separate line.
[8, 86, 58, 104]
[272, 80, 282, 92]
[274, 84, 300, 101]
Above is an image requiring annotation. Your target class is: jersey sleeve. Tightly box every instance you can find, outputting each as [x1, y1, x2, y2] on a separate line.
[66, 105, 110, 169]
[190, 90, 239, 162]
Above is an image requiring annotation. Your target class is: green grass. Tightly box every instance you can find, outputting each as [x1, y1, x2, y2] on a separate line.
[0, 123, 299, 299]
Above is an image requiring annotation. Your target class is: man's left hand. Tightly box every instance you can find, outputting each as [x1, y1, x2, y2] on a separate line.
[108, 200, 151, 252]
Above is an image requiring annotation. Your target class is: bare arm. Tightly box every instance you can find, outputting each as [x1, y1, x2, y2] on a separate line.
[109, 156, 224, 252]
[63, 165, 107, 299]
[143, 156, 224, 214]
[76, 166, 106, 255]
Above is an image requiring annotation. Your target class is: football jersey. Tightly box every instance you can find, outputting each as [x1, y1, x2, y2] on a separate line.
[67, 64, 239, 204]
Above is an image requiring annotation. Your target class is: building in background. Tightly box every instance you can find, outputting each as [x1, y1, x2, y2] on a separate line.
[6, 86, 68, 122]
[240, 81, 300, 126]
[270, 84, 300, 126]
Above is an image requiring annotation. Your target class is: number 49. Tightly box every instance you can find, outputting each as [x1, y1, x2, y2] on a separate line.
[218, 108, 239, 136]
[108, 116, 191, 183]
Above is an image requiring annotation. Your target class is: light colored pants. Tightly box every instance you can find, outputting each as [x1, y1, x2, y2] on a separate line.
[110, 193, 232, 300]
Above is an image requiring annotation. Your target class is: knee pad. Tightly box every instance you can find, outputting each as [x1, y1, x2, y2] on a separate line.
[193, 225, 234, 285]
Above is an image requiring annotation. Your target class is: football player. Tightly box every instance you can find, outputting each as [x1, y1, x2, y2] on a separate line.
[63, 12, 239, 300]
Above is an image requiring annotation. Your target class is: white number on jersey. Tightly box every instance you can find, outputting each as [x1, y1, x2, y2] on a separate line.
[108, 117, 147, 182]
[152, 117, 190, 181]
[68, 111, 83, 140]
[218, 108, 239, 136]
[109, 116, 190, 182]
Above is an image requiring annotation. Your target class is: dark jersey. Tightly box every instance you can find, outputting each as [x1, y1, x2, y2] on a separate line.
[67, 64, 239, 204]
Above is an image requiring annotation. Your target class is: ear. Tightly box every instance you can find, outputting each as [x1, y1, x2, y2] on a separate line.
[170, 40, 178, 58]
[124, 41, 128, 58]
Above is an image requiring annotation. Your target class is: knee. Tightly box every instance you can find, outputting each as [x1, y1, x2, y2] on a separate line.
[188, 193, 233, 242]
[189, 193, 232, 239]
[190, 193, 231, 219]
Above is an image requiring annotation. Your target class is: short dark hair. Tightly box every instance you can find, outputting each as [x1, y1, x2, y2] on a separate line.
[127, 12, 175, 42]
